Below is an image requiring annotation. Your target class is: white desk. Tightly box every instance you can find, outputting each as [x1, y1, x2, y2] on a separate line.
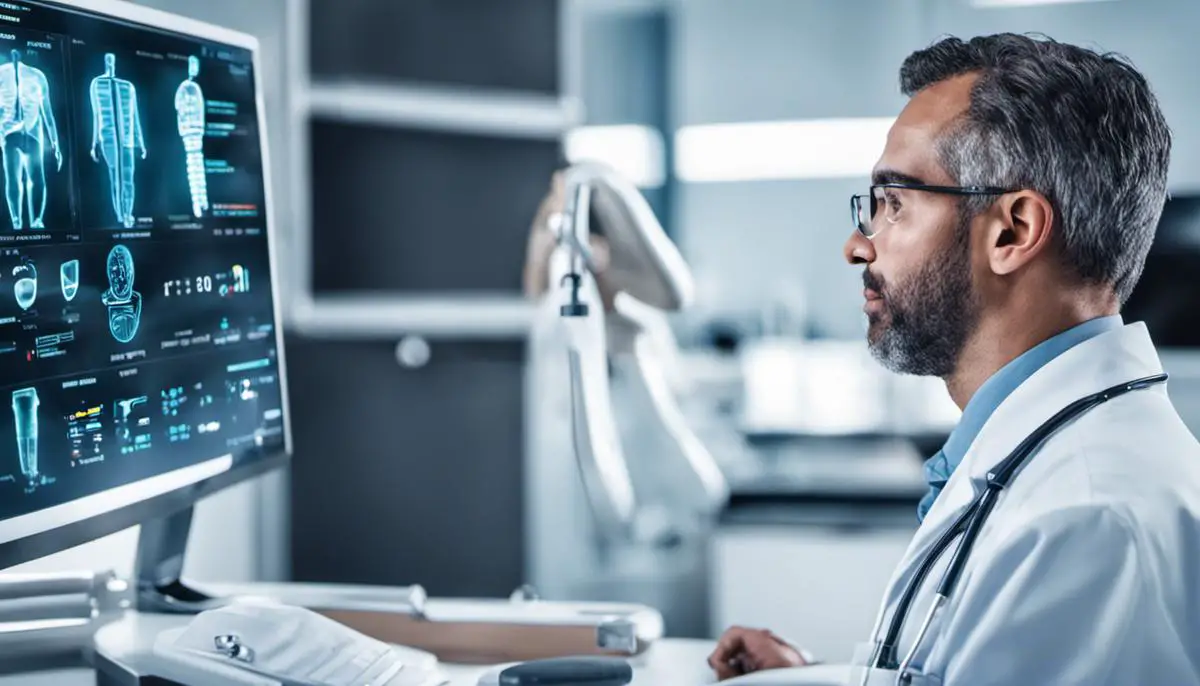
[0, 637, 720, 685]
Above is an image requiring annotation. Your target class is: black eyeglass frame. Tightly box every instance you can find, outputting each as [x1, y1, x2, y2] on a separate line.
[850, 182, 1018, 238]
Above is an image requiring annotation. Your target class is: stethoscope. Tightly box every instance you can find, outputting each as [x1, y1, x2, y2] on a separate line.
[860, 372, 1169, 686]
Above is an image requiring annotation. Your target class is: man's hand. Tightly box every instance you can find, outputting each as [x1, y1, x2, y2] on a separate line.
[707, 626, 809, 680]
[522, 170, 615, 308]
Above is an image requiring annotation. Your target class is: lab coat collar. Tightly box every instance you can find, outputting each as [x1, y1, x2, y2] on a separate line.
[921, 321, 1164, 529]
[871, 322, 1165, 661]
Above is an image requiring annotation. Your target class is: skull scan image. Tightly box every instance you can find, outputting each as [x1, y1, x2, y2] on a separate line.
[0, 49, 62, 230]
[101, 244, 141, 342]
[13, 257, 35, 310]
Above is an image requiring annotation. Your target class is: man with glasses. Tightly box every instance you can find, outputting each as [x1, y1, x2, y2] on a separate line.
[704, 33, 1200, 684]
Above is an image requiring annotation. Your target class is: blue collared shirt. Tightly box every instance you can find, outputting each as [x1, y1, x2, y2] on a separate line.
[916, 315, 1125, 521]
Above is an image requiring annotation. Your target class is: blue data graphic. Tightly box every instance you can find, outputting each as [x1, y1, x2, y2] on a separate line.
[0, 49, 62, 230]
[114, 395, 150, 455]
[66, 401, 104, 466]
[175, 55, 206, 218]
[89, 53, 145, 228]
[101, 244, 140, 343]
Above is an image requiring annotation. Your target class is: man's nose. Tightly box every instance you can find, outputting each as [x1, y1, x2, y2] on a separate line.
[844, 231, 875, 265]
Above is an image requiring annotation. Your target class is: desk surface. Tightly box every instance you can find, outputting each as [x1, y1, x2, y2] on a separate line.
[0, 638, 720, 685]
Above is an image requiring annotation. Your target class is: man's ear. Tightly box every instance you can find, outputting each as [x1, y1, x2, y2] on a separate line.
[985, 190, 1054, 276]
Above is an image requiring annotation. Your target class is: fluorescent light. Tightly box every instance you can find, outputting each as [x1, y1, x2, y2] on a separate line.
[674, 117, 894, 183]
[971, 0, 1116, 7]
[565, 124, 666, 188]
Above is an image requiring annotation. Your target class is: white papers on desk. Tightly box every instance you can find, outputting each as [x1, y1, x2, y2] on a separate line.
[150, 600, 447, 686]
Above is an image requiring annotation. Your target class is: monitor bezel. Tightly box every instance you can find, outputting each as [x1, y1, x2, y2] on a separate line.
[0, 0, 293, 569]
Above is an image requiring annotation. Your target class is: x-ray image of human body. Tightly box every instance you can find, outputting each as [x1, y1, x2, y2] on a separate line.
[89, 53, 145, 228]
[0, 50, 62, 230]
[175, 56, 207, 217]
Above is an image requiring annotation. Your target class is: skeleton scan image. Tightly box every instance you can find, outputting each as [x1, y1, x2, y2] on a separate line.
[101, 243, 141, 343]
[0, 49, 61, 231]
[89, 53, 146, 229]
[175, 55, 207, 218]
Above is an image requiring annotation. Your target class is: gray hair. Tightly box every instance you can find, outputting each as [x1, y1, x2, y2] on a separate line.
[899, 33, 1172, 303]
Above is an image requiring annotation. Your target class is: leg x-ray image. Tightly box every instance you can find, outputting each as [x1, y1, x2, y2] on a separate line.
[12, 387, 38, 486]
[101, 244, 140, 342]
[0, 49, 62, 230]
[175, 56, 206, 217]
[89, 53, 145, 228]
[60, 258, 77, 301]
[13, 257, 35, 310]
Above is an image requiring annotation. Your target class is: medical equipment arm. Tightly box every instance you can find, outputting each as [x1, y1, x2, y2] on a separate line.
[552, 175, 637, 539]
[550, 162, 727, 539]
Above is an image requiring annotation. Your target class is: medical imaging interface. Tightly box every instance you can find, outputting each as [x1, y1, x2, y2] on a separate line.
[0, 2, 283, 522]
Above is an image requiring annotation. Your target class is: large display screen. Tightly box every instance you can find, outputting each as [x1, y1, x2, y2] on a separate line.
[0, 1, 284, 525]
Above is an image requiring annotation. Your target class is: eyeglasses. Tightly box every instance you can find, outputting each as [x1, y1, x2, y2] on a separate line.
[850, 182, 1017, 238]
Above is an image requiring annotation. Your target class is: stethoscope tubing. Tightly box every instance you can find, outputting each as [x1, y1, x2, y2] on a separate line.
[866, 372, 1169, 682]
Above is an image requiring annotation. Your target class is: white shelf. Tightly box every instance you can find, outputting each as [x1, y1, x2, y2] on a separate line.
[303, 81, 582, 139]
[288, 294, 536, 339]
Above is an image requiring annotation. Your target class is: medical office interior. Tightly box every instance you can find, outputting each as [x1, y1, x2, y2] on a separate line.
[5, 0, 1200, 682]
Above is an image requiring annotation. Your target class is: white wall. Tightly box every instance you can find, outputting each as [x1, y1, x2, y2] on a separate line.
[11, 0, 293, 584]
[671, 0, 1200, 338]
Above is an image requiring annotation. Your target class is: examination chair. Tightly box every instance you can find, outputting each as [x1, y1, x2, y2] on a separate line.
[524, 162, 732, 639]
[526, 162, 855, 685]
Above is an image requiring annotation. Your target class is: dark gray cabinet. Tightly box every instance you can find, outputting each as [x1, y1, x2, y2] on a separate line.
[286, 0, 562, 595]
[286, 335, 526, 596]
[309, 122, 561, 295]
[310, 0, 559, 93]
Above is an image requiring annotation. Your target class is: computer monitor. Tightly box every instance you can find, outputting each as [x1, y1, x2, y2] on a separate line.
[0, 0, 290, 574]
[1124, 194, 1200, 348]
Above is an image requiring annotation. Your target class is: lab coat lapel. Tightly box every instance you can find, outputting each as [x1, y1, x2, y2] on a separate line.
[867, 323, 1163, 664]
[957, 322, 1163, 487]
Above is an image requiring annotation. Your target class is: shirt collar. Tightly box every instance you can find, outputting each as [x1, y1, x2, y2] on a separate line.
[918, 314, 1124, 520]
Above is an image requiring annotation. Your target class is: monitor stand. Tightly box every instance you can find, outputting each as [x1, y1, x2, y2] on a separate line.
[94, 505, 232, 685]
[133, 506, 228, 614]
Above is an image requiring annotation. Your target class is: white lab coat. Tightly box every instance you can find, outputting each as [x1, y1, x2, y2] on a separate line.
[857, 322, 1200, 685]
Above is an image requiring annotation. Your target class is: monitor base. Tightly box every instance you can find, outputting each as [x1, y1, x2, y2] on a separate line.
[134, 506, 228, 614]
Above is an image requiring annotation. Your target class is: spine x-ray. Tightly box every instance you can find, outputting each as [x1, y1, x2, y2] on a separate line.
[90, 53, 145, 228]
[175, 56, 207, 217]
[0, 49, 62, 230]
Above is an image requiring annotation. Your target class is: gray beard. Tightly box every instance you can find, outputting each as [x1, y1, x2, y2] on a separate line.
[867, 226, 978, 377]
